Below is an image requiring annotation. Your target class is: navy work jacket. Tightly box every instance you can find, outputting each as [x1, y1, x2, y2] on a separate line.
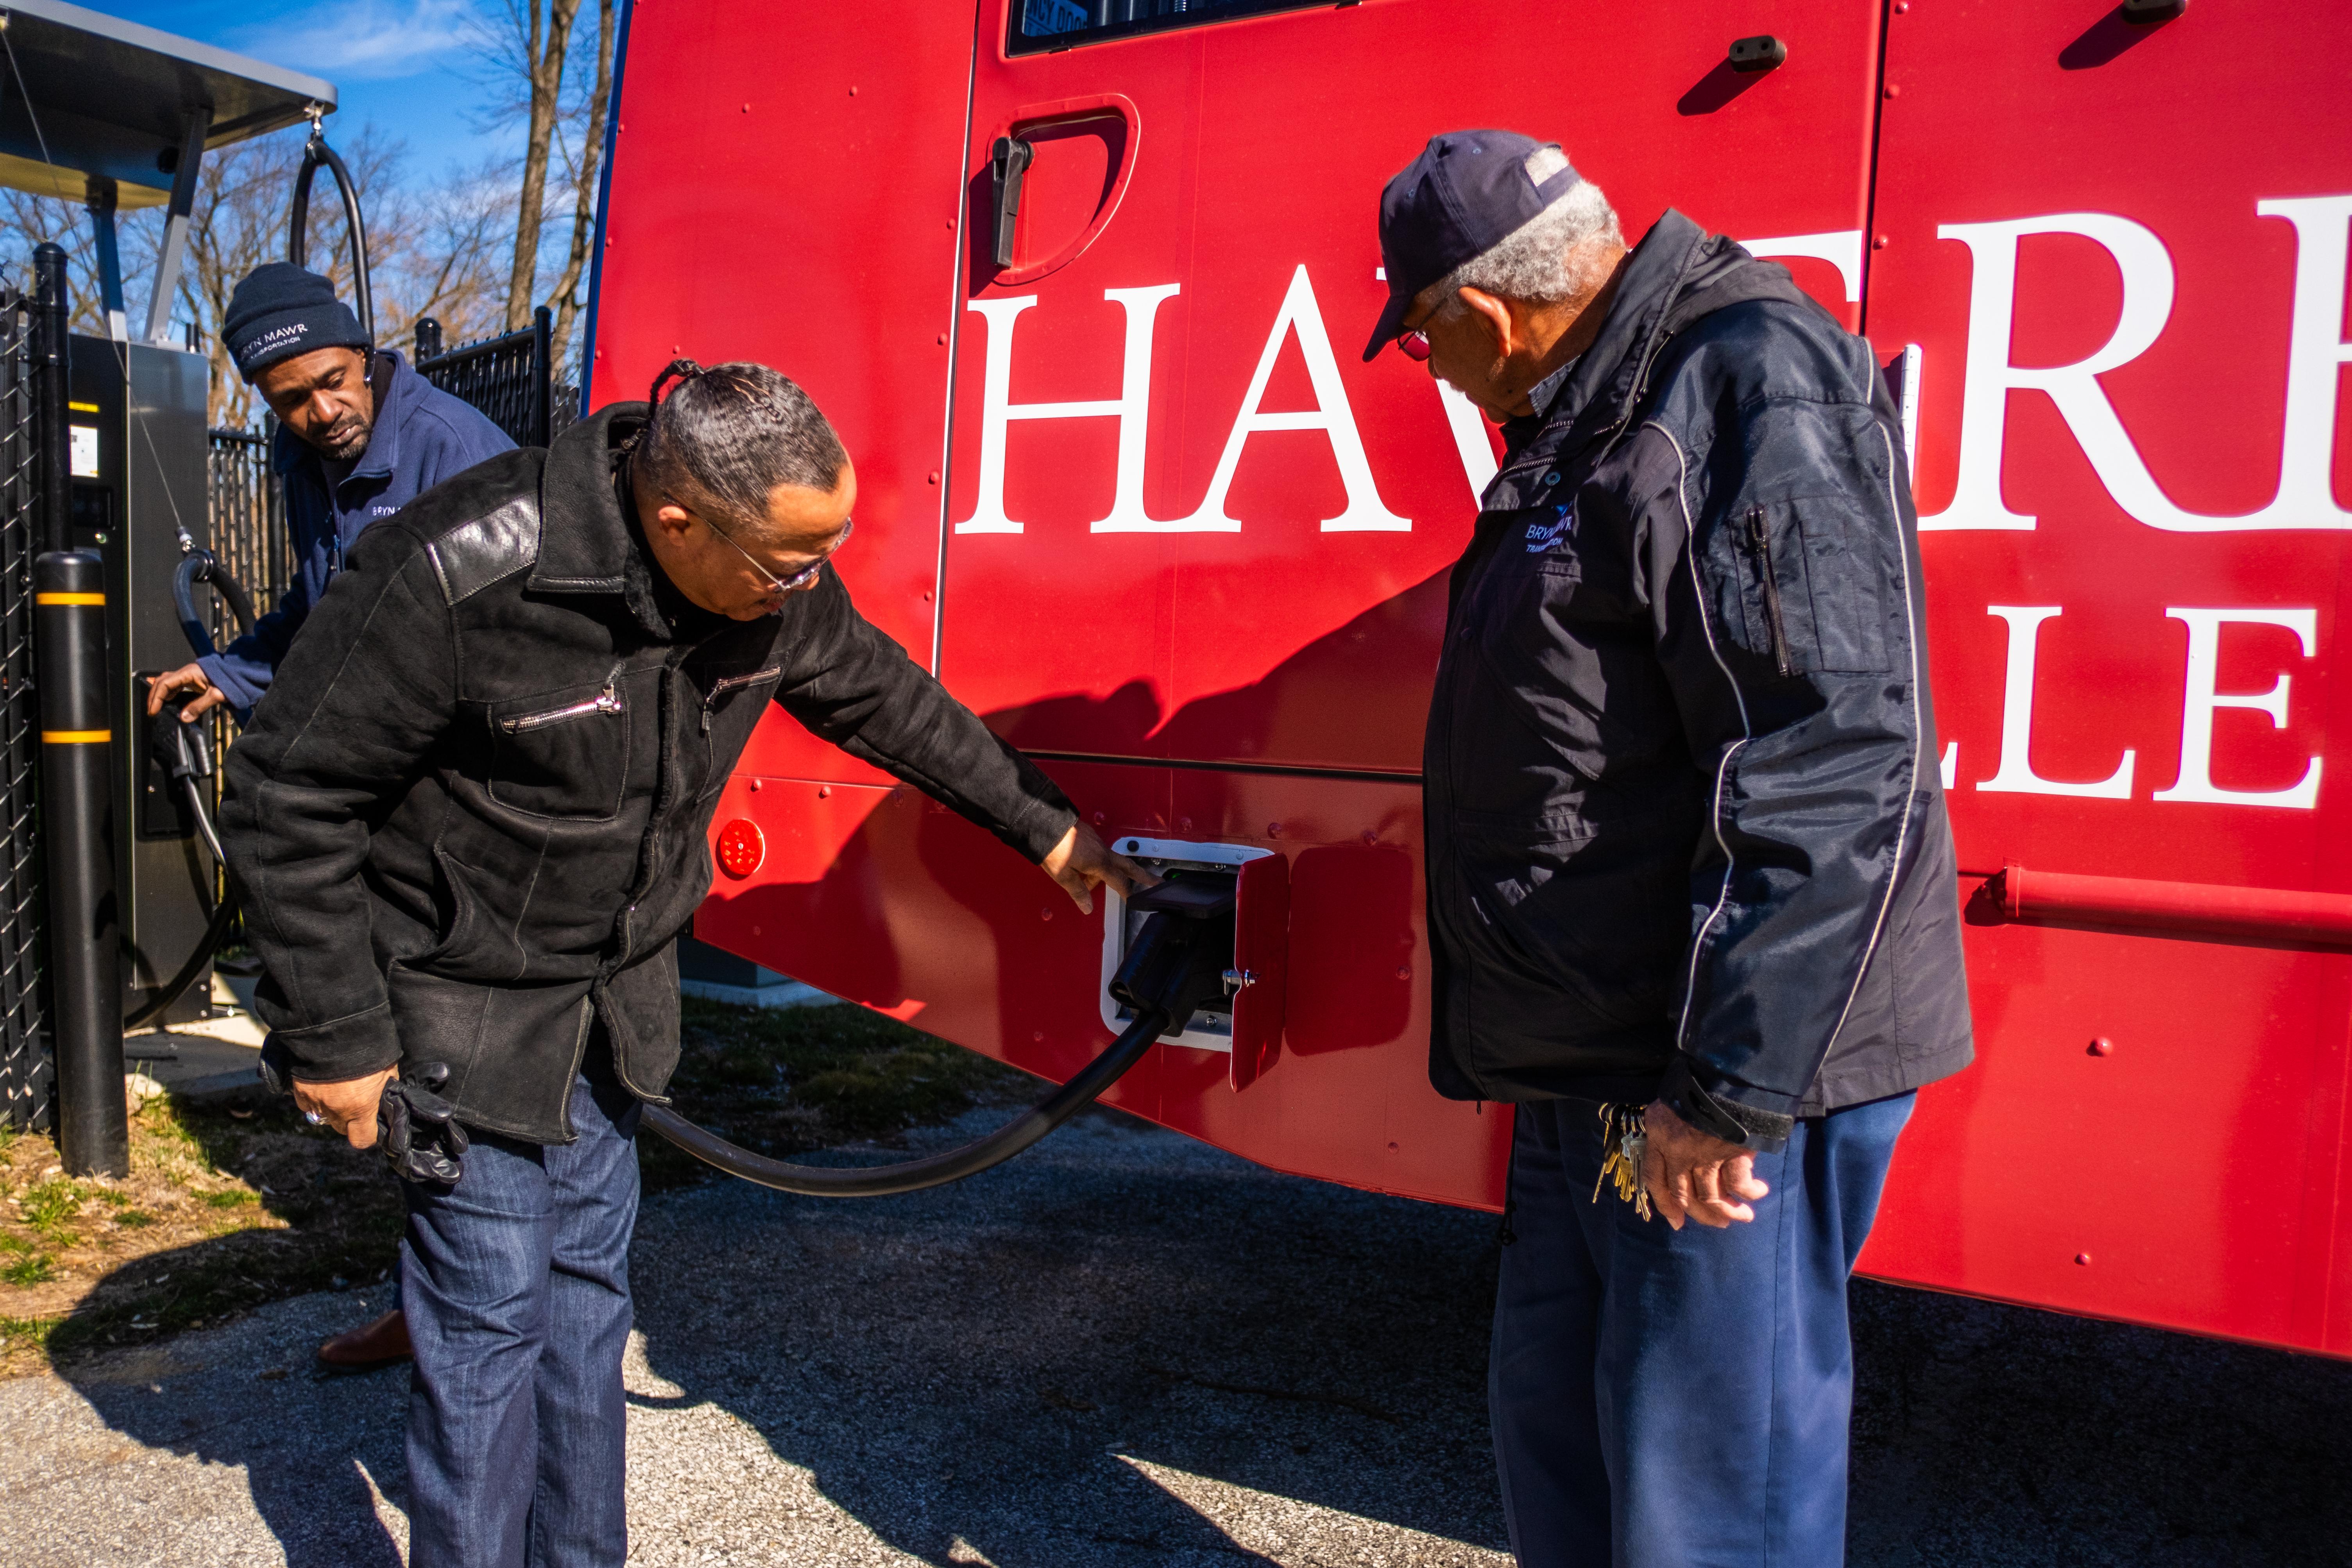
[201, 349, 514, 717]
[1422, 211, 1974, 1150]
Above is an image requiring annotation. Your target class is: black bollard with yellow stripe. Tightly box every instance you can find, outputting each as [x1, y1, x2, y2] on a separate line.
[36, 551, 127, 1176]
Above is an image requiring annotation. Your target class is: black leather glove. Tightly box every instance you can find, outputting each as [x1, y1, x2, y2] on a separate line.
[378, 1062, 470, 1187]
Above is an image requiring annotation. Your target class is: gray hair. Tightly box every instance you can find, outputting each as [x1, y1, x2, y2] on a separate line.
[1426, 172, 1622, 315]
[637, 360, 848, 531]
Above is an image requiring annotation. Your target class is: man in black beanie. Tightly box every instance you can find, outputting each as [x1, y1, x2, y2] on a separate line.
[147, 262, 512, 727]
[147, 262, 513, 1372]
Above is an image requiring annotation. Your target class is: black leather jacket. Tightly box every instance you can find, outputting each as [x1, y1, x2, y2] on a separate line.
[1423, 211, 1973, 1149]
[222, 404, 1076, 1142]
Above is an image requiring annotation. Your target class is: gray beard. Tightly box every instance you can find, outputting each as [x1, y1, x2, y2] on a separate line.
[313, 415, 372, 462]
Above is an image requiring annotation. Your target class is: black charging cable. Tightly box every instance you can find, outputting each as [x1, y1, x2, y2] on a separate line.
[127, 542, 256, 1031]
[124, 703, 237, 1032]
[641, 877, 1239, 1196]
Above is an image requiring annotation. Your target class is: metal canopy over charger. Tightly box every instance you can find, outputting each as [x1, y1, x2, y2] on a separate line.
[0, 0, 336, 341]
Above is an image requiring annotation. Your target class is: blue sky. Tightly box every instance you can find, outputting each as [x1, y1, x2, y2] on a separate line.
[97, 0, 517, 181]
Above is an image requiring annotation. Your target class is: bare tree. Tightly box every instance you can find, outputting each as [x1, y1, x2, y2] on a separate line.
[3, 125, 510, 426]
[491, 0, 586, 335]
[542, 0, 615, 374]
[1, 185, 110, 335]
[476, 0, 614, 375]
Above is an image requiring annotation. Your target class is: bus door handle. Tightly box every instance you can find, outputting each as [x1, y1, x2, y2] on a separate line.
[985, 93, 1142, 286]
[989, 136, 1033, 269]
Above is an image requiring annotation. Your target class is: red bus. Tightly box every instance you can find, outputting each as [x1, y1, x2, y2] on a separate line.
[585, 0, 2352, 1360]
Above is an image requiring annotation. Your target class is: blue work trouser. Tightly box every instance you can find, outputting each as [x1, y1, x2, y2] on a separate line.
[1490, 1092, 1914, 1568]
[401, 1072, 641, 1568]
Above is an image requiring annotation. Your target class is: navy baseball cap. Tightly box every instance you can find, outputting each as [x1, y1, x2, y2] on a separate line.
[1363, 130, 1584, 361]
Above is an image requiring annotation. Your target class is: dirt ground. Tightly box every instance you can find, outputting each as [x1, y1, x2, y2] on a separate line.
[0, 999, 1025, 1376]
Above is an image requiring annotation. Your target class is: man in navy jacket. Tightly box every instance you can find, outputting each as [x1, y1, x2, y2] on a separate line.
[147, 263, 512, 723]
[1366, 132, 1972, 1568]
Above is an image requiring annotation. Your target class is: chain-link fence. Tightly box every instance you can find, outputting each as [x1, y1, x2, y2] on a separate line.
[413, 306, 578, 452]
[0, 291, 52, 1129]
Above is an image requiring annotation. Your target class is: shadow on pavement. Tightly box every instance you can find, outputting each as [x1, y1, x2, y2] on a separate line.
[628, 1106, 1511, 1566]
[56, 1287, 408, 1567]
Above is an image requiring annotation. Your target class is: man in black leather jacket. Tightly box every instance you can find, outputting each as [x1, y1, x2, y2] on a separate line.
[222, 360, 1146, 1567]
[1365, 132, 1973, 1568]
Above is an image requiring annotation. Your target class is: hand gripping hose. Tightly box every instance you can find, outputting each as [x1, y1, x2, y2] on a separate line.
[640, 877, 1240, 1197]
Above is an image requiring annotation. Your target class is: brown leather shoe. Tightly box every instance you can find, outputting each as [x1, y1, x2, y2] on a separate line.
[317, 1308, 413, 1370]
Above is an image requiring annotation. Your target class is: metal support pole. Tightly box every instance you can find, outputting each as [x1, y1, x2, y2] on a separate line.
[31, 243, 69, 557]
[143, 107, 211, 347]
[413, 316, 444, 364]
[530, 305, 552, 448]
[34, 553, 125, 1177]
[82, 176, 127, 342]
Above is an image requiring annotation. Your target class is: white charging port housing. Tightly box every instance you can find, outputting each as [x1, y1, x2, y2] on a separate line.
[1100, 836, 1273, 1052]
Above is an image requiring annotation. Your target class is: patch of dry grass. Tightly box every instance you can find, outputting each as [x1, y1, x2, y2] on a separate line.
[0, 999, 1027, 1375]
[0, 1088, 404, 1376]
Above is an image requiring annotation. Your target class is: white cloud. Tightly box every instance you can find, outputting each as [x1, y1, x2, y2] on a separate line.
[233, 0, 483, 82]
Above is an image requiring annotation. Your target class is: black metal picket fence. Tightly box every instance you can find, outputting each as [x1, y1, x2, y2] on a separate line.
[0, 289, 53, 1129]
[413, 306, 578, 451]
[200, 426, 290, 857]
[206, 426, 294, 637]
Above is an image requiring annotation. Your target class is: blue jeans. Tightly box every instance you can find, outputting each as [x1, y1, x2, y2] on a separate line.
[401, 1072, 641, 1568]
[1490, 1092, 1914, 1568]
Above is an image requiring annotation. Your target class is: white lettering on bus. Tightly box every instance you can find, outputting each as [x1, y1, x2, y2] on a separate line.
[1436, 381, 1497, 507]
[956, 284, 1182, 535]
[1977, 606, 2137, 799]
[1973, 604, 2323, 809]
[955, 267, 1407, 534]
[2152, 608, 2323, 809]
[1741, 229, 1863, 302]
[1170, 264, 1408, 533]
[1924, 196, 2352, 532]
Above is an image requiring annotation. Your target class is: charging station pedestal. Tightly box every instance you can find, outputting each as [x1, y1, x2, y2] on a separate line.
[65, 335, 217, 1027]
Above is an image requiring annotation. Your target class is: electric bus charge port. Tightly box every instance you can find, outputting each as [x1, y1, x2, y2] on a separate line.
[1100, 836, 1289, 1088]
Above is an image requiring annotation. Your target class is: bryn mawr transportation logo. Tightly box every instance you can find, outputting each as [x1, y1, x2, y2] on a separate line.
[1525, 504, 1574, 554]
[236, 321, 310, 370]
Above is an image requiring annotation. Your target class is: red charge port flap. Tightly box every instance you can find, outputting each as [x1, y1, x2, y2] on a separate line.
[1230, 852, 1290, 1092]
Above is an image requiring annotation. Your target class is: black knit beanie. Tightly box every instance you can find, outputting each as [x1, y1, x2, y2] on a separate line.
[222, 262, 369, 379]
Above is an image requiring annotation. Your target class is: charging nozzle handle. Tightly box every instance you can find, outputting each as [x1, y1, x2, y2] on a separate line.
[640, 1003, 1170, 1198]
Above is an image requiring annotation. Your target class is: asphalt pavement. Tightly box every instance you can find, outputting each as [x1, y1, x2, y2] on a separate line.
[1, 1104, 2345, 1567]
